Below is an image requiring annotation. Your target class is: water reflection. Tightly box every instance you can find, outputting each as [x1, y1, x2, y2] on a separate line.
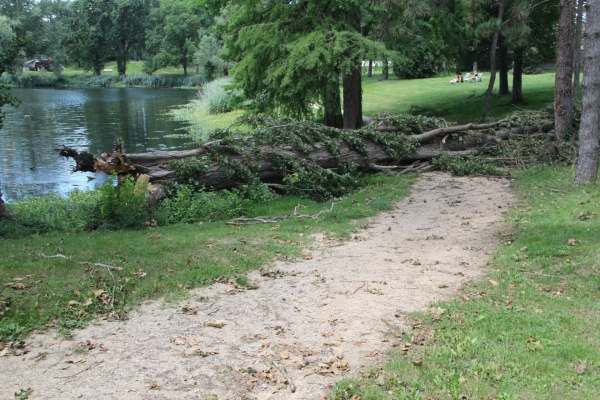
[0, 87, 197, 199]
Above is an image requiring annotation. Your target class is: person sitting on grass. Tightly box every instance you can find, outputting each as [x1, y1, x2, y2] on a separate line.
[450, 74, 463, 85]
[467, 70, 478, 81]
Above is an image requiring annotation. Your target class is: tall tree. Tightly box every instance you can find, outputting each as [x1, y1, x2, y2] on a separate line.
[484, 0, 505, 119]
[572, 0, 585, 102]
[223, 0, 382, 128]
[145, 0, 212, 76]
[110, 0, 150, 78]
[69, 0, 113, 75]
[554, 0, 575, 140]
[574, 0, 600, 185]
[0, 35, 26, 219]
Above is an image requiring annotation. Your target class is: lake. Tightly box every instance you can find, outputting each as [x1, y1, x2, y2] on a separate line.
[0, 87, 198, 199]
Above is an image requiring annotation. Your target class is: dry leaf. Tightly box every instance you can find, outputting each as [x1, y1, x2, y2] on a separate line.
[412, 360, 422, 366]
[92, 289, 104, 297]
[321, 332, 332, 338]
[150, 382, 161, 390]
[568, 238, 578, 245]
[188, 338, 200, 347]
[364, 351, 378, 357]
[73, 289, 81, 296]
[489, 279, 499, 286]
[205, 320, 225, 328]
[65, 358, 85, 364]
[438, 284, 448, 289]
[279, 352, 289, 359]
[354, 341, 362, 346]
[575, 363, 586, 375]
[195, 349, 218, 357]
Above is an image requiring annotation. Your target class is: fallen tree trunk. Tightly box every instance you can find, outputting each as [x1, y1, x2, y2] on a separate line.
[59, 114, 552, 194]
[60, 125, 502, 189]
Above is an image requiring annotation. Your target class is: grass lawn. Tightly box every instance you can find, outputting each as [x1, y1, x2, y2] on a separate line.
[362, 72, 556, 124]
[331, 167, 600, 400]
[62, 61, 188, 79]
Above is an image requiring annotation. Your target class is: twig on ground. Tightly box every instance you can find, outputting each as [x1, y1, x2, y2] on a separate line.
[226, 203, 334, 225]
[41, 253, 69, 259]
[271, 361, 296, 393]
[352, 282, 366, 294]
[207, 305, 221, 316]
[54, 360, 104, 379]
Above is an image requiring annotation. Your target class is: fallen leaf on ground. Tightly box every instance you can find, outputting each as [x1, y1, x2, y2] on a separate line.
[205, 320, 225, 328]
[489, 279, 499, 286]
[150, 382, 161, 390]
[188, 338, 200, 347]
[365, 351, 378, 357]
[195, 349, 218, 357]
[575, 363, 586, 375]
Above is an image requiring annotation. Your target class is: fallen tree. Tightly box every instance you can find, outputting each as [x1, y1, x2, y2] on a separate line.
[57, 113, 555, 199]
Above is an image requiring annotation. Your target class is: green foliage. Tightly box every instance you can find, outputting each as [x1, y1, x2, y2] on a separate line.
[199, 77, 233, 114]
[156, 184, 242, 224]
[120, 74, 179, 88]
[145, 0, 214, 76]
[17, 71, 58, 87]
[522, 47, 544, 75]
[191, 114, 419, 200]
[98, 176, 148, 230]
[432, 154, 504, 176]
[180, 75, 207, 88]
[1, 189, 102, 235]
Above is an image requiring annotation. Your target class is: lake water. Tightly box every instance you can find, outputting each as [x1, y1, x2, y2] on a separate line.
[0, 87, 197, 199]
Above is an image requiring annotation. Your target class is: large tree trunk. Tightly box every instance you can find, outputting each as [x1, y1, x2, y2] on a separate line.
[0, 188, 13, 220]
[343, 67, 363, 129]
[485, 0, 506, 119]
[574, 0, 600, 185]
[572, 0, 585, 102]
[323, 75, 343, 128]
[382, 54, 389, 81]
[512, 48, 524, 103]
[58, 120, 523, 190]
[555, 0, 575, 140]
[343, 10, 363, 129]
[367, 59, 373, 78]
[498, 41, 510, 96]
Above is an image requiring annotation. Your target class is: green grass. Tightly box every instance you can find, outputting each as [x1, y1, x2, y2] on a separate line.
[362, 72, 556, 124]
[62, 61, 188, 79]
[0, 173, 414, 342]
[331, 167, 600, 400]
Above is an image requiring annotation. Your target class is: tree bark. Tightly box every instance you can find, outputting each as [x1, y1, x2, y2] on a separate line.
[323, 75, 343, 128]
[555, 0, 575, 140]
[58, 120, 515, 189]
[512, 48, 524, 103]
[382, 54, 389, 81]
[498, 41, 510, 96]
[485, 0, 506, 119]
[572, 0, 585, 102]
[574, 0, 600, 185]
[343, 67, 363, 129]
[367, 59, 373, 77]
[0, 188, 13, 220]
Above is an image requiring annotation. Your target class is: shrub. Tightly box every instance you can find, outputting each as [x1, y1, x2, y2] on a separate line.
[98, 176, 149, 230]
[180, 75, 207, 88]
[17, 72, 58, 87]
[155, 183, 243, 224]
[120, 74, 178, 88]
[198, 78, 233, 114]
[432, 155, 504, 176]
[2, 189, 103, 235]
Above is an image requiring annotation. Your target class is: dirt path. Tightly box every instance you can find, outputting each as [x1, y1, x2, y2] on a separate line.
[0, 173, 514, 400]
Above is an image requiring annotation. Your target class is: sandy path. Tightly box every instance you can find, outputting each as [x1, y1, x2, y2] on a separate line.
[0, 173, 514, 400]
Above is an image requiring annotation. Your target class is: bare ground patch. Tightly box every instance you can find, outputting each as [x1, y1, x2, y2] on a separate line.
[0, 173, 514, 399]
